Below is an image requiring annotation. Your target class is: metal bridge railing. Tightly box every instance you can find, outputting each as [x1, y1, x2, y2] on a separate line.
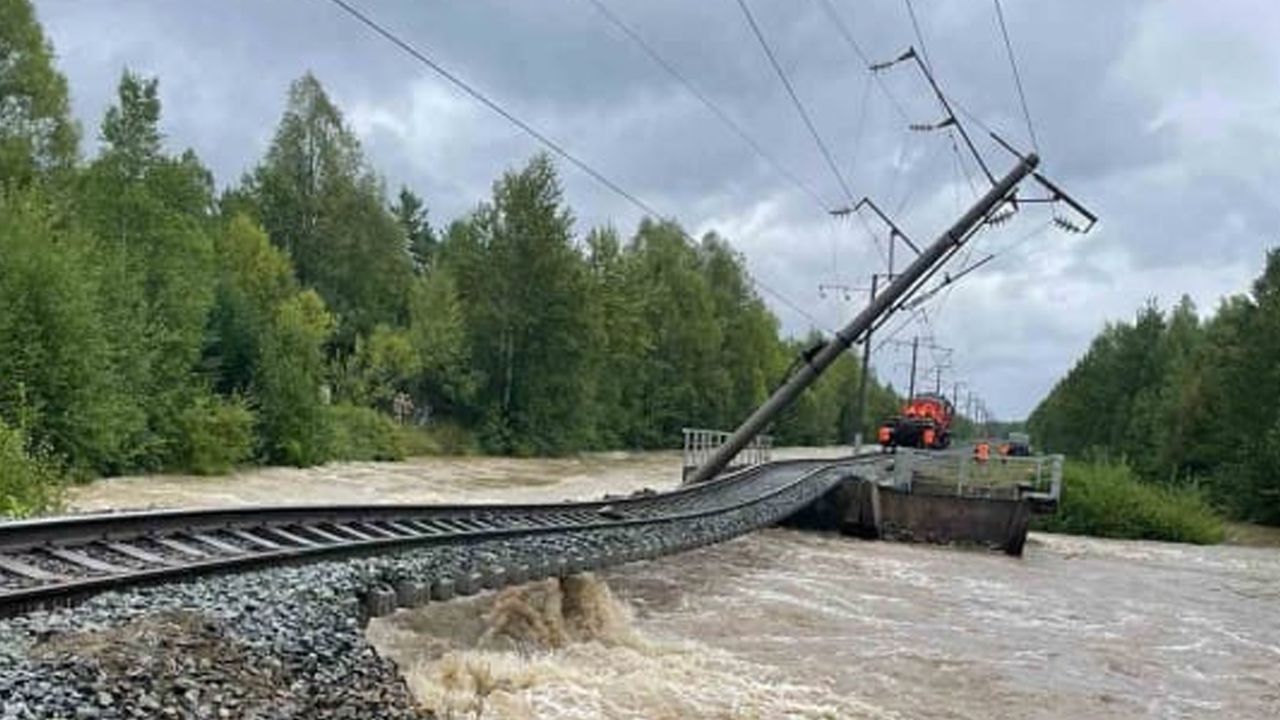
[682, 428, 773, 483]
[891, 448, 1063, 504]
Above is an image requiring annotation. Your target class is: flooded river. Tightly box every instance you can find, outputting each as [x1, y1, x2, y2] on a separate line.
[70, 451, 1280, 719]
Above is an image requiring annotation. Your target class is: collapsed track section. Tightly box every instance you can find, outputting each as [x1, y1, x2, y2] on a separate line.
[0, 455, 879, 618]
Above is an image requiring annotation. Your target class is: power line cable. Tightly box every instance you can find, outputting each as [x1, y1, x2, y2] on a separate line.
[992, 0, 1040, 153]
[592, 0, 895, 294]
[734, 0, 856, 203]
[324, 0, 659, 219]
[846, 71, 874, 186]
[903, 0, 934, 72]
[814, 0, 911, 123]
[323, 0, 834, 332]
[581, 0, 834, 214]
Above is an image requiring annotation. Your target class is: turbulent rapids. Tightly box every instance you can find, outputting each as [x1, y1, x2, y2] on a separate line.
[368, 527, 1280, 719]
[367, 572, 888, 719]
[25, 452, 1279, 719]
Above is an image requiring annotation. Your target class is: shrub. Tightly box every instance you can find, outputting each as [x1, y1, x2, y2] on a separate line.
[0, 419, 64, 518]
[1033, 460, 1224, 544]
[176, 395, 255, 475]
[328, 404, 404, 462]
[256, 290, 333, 467]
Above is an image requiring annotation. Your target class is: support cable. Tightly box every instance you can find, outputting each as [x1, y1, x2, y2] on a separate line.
[582, 0, 834, 214]
[992, 0, 1040, 154]
[846, 72, 874, 186]
[814, 0, 912, 123]
[323, 0, 834, 332]
[903, 0, 934, 71]
[734, 0, 857, 203]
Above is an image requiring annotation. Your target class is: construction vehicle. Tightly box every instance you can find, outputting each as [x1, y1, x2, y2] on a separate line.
[877, 393, 954, 450]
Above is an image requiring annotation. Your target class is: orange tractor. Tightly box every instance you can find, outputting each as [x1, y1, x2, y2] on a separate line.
[877, 393, 954, 450]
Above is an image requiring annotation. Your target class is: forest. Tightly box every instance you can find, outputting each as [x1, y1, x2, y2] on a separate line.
[0, 1, 898, 515]
[1029, 254, 1280, 525]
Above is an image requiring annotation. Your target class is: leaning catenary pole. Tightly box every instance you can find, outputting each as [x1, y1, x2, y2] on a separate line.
[688, 154, 1038, 484]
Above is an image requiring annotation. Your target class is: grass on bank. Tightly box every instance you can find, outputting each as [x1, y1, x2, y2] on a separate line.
[1033, 460, 1225, 544]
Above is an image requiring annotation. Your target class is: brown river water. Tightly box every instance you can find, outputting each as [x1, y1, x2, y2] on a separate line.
[69, 450, 1280, 719]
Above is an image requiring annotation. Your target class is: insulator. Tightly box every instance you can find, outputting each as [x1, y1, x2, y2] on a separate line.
[1053, 215, 1084, 234]
[986, 210, 1015, 227]
[909, 123, 934, 132]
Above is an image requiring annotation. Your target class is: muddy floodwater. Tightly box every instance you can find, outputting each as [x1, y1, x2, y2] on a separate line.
[67, 447, 848, 512]
[71, 451, 1280, 719]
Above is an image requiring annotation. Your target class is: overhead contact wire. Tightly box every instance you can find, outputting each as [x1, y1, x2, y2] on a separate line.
[993, 0, 1040, 154]
[734, 0, 856, 204]
[583, 0, 834, 214]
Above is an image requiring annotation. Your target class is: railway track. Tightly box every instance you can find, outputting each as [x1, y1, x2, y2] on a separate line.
[0, 455, 880, 618]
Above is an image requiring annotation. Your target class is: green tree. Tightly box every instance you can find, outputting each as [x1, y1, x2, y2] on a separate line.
[625, 218, 723, 446]
[406, 268, 474, 419]
[393, 186, 436, 273]
[0, 416, 64, 518]
[441, 155, 596, 453]
[699, 233, 782, 426]
[0, 190, 127, 471]
[333, 324, 420, 409]
[1028, 251, 1280, 523]
[76, 71, 217, 469]
[257, 290, 334, 466]
[0, 0, 79, 187]
[583, 226, 651, 446]
[207, 214, 300, 396]
[249, 73, 412, 345]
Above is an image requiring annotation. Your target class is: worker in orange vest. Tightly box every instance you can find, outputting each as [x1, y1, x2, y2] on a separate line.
[974, 441, 990, 463]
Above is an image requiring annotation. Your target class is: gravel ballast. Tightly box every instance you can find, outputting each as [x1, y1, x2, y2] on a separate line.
[0, 466, 851, 719]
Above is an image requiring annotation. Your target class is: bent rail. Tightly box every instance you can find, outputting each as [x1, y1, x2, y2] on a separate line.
[0, 454, 880, 617]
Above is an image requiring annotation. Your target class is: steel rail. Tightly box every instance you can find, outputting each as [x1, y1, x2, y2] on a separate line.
[0, 456, 818, 552]
[0, 454, 881, 617]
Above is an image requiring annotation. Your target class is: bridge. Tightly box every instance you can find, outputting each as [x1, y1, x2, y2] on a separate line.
[0, 455, 869, 618]
[0, 153, 1077, 620]
[0, 441, 1062, 620]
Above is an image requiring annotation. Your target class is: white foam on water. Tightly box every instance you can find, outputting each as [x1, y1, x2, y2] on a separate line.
[367, 574, 895, 719]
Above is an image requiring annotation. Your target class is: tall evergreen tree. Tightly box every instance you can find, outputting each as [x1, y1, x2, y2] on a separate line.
[393, 187, 436, 273]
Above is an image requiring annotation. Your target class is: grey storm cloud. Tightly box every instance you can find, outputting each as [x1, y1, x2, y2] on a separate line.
[31, 0, 1280, 418]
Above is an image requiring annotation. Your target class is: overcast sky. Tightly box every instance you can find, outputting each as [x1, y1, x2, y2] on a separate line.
[31, 0, 1280, 419]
